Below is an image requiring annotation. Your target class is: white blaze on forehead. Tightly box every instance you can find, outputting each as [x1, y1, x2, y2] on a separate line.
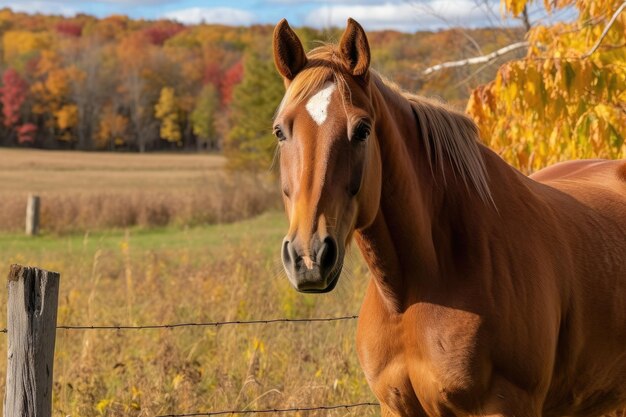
[305, 82, 336, 125]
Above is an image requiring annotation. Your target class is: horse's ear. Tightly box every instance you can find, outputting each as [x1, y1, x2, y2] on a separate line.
[273, 19, 307, 80]
[339, 18, 370, 78]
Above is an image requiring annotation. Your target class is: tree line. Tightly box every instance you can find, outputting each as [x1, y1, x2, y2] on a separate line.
[0, 9, 518, 163]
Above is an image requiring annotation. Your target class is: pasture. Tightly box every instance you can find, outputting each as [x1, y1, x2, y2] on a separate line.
[0, 149, 278, 233]
[0, 149, 375, 416]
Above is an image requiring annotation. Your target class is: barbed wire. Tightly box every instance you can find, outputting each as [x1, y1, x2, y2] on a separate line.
[0, 315, 359, 334]
[155, 402, 379, 416]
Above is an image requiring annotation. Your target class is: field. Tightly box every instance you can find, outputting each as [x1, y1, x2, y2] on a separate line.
[0, 149, 375, 416]
[0, 149, 279, 233]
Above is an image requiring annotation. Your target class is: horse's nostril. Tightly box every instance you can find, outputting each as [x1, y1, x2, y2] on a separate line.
[318, 237, 338, 271]
[282, 240, 294, 268]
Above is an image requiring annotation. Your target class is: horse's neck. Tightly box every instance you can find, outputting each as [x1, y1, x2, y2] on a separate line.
[355, 80, 520, 313]
[355, 80, 441, 311]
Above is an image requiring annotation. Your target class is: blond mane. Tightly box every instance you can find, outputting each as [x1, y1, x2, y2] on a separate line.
[278, 44, 493, 205]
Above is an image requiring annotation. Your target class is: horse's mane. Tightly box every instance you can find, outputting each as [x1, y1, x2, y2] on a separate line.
[278, 44, 493, 205]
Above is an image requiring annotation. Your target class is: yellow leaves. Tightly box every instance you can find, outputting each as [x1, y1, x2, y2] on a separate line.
[155, 86, 181, 143]
[3, 30, 51, 63]
[97, 105, 129, 149]
[502, 0, 528, 17]
[593, 103, 626, 157]
[55, 104, 78, 130]
[46, 68, 71, 98]
[470, 0, 626, 173]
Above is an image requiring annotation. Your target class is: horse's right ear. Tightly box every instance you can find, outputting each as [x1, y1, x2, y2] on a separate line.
[273, 19, 307, 81]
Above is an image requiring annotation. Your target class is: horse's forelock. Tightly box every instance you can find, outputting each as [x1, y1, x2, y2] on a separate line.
[276, 45, 353, 117]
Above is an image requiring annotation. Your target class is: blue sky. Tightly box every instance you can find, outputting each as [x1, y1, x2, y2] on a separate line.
[0, 0, 570, 32]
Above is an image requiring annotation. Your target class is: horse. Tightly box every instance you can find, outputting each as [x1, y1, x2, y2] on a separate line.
[272, 18, 626, 417]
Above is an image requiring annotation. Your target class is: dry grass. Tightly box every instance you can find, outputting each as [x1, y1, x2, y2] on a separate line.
[0, 212, 377, 417]
[0, 149, 279, 233]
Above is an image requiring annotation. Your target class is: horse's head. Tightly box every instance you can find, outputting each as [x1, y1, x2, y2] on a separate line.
[273, 18, 381, 293]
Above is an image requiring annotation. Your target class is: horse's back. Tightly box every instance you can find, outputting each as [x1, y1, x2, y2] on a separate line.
[529, 159, 626, 416]
[531, 158, 626, 219]
[531, 158, 626, 189]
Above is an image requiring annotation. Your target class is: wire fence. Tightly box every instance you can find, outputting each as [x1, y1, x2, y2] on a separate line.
[0, 312, 376, 415]
[0, 315, 358, 334]
[154, 402, 380, 416]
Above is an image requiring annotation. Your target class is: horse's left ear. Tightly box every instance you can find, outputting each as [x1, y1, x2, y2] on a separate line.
[339, 18, 370, 78]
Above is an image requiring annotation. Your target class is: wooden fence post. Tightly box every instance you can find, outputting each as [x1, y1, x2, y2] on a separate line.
[25, 195, 40, 236]
[4, 265, 60, 417]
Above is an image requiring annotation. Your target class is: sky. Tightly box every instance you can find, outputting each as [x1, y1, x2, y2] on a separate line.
[0, 0, 569, 32]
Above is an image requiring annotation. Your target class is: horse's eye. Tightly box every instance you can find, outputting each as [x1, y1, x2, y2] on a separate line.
[352, 123, 371, 142]
[274, 126, 286, 141]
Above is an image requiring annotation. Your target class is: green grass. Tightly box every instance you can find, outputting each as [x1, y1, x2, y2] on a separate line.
[1, 211, 287, 264]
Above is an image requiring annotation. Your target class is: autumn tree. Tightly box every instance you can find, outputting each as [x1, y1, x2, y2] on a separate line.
[17, 123, 37, 144]
[66, 40, 113, 150]
[155, 86, 181, 143]
[467, 0, 626, 172]
[117, 32, 158, 152]
[191, 84, 220, 150]
[96, 105, 128, 149]
[1, 68, 28, 129]
[220, 60, 244, 106]
[224, 48, 283, 170]
[31, 51, 84, 145]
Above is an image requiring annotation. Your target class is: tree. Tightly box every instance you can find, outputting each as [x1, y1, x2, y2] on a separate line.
[224, 48, 283, 170]
[117, 32, 158, 152]
[220, 60, 244, 106]
[155, 86, 181, 143]
[0, 68, 28, 129]
[467, 0, 626, 172]
[191, 84, 219, 150]
[17, 123, 37, 144]
[96, 105, 128, 149]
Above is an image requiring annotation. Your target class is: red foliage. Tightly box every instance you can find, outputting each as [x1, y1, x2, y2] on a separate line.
[203, 62, 222, 88]
[1, 69, 28, 128]
[55, 21, 83, 37]
[143, 21, 185, 46]
[220, 60, 243, 106]
[17, 123, 37, 144]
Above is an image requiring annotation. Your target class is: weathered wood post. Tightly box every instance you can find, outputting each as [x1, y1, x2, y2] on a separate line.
[25, 195, 40, 236]
[4, 265, 60, 417]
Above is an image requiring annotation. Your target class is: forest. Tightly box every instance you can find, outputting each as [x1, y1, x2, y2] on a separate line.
[0, 9, 518, 155]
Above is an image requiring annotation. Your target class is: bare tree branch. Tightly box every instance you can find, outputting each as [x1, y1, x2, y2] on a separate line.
[422, 1, 626, 76]
[581, 2, 626, 58]
[422, 41, 529, 75]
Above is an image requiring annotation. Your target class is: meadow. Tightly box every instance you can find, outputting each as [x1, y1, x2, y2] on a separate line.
[0, 149, 279, 233]
[0, 149, 376, 416]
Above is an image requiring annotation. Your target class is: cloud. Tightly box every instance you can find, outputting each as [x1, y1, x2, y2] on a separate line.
[0, 1, 79, 16]
[163, 7, 256, 25]
[303, 1, 502, 32]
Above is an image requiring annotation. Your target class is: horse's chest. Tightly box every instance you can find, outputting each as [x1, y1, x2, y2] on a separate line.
[357, 296, 491, 416]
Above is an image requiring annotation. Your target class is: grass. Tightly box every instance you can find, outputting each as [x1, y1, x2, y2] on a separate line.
[1, 211, 287, 260]
[0, 211, 377, 417]
[0, 149, 279, 233]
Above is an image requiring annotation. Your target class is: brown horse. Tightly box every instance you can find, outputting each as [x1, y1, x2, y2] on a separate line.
[272, 18, 626, 417]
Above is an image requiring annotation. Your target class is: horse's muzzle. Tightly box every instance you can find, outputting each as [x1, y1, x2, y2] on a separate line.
[281, 236, 341, 293]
